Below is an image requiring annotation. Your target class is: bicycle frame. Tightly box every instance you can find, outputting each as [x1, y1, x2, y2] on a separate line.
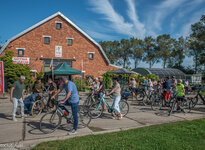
[96, 95, 112, 111]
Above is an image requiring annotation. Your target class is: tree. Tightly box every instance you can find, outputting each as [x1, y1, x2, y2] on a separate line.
[168, 37, 186, 68]
[143, 36, 158, 68]
[99, 41, 119, 64]
[188, 15, 205, 73]
[130, 37, 144, 68]
[0, 50, 31, 88]
[117, 39, 132, 68]
[156, 34, 174, 68]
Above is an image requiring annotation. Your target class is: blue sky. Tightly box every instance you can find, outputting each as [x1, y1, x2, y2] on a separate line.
[0, 0, 205, 68]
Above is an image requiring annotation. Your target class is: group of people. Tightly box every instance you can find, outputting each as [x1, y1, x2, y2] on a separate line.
[130, 76, 190, 107]
[88, 76, 123, 119]
[10, 76, 80, 135]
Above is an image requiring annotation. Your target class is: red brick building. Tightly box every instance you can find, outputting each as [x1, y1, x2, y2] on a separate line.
[0, 12, 118, 78]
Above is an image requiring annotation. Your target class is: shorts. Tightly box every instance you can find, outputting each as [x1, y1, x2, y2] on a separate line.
[164, 91, 171, 100]
[131, 88, 136, 92]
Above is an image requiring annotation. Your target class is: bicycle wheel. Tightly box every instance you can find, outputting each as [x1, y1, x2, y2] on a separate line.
[181, 98, 192, 113]
[151, 95, 161, 111]
[88, 102, 104, 119]
[40, 111, 62, 134]
[78, 107, 92, 128]
[83, 95, 94, 110]
[168, 98, 177, 116]
[191, 96, 198, 108]
[142, 93, 150, 105]
[136, 91, 144, 101]
[31, 100, 44, 117]
[119, 100, 129, 117]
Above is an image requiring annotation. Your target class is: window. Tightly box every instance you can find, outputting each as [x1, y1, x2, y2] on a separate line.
[18, 49, 24, 57]
[56, 22, 62, 30]
[68, 39, 73, 46]
[88, 52, 94, 60]
[44, 37, 50, 44]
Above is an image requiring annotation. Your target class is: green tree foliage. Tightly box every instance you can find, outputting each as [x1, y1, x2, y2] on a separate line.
[156, 34, 174, 68]
[188, 15, 205, 73]
[0, 50, 31, 88]
[130, 37, 144, 68]
[168, 37, 186, 68]
[143, 36, 158, 68]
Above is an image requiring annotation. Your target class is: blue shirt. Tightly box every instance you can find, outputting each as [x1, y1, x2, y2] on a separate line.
[62, 81, 79, 103]
[142, 79, 148, 89]
[163, 80, 171, 92]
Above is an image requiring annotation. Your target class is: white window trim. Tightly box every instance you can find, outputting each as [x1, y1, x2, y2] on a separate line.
[55, 21, 62, 23]
[43, 35, 51, 37]
[66, 37, 74, 40]
[88, 52, 95, 54]
[16, 48, 26, 50]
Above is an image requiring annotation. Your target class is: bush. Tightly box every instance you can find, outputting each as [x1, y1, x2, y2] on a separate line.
[72, 77, 86, 91]
[0, 50, 32, 88]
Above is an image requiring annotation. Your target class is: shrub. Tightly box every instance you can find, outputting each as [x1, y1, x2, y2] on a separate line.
[0, 50, 32, 88]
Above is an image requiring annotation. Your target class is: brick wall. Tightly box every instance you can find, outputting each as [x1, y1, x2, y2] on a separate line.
[1, 15, 118, 77]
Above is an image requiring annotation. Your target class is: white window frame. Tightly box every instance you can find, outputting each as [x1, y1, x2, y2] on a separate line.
[88, 52, 95, 60]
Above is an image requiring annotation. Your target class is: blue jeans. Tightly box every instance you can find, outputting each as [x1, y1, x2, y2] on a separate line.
[64, 101, 79, 131]
[24, 101, 34, 114]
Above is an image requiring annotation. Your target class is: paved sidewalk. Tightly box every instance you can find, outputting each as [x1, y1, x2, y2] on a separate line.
[0, 95, 205, 149]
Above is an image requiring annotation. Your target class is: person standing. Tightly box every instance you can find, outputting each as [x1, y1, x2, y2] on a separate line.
[142, 77, 148, 91]
[163, 77, 171, 103]
[10, 76, 25, 121]
[148, 79, 153, 98]
[130, 78, 137, 99]
[33, 77, 44, 94]
[171, 76, 177, 92]
[107, 77, 122, 119]
[51, 77, 79, 135]
[176, 79, 185, 110]
[184, 79, 189, 94]
[47, 78, 57, 109]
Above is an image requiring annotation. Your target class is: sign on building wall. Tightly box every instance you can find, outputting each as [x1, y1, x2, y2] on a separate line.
[0, 61, 4, 94]
[55, 46, 62, 57]
[12, 57, 30, 64]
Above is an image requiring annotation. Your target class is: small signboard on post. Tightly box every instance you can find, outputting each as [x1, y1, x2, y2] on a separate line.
[0, 61, 4, 94]
[55, 46, 62, 57]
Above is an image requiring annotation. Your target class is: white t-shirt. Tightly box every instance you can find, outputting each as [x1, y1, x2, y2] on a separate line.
[148, 82, 153, 90]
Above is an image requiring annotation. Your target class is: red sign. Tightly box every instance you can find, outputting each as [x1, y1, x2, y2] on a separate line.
[0, 61, 4, 94]
[12, 57, 30, 64]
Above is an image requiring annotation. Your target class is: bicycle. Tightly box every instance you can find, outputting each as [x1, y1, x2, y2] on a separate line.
[88, 94, 129, 119]
[151, 90, 176, 111]
[190, 88, 205, 109]
[168, 94, 193, 116]
[39, 100, 91, 134]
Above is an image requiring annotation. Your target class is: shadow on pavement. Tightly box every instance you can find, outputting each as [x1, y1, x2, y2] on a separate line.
[0, 113, 12, 121]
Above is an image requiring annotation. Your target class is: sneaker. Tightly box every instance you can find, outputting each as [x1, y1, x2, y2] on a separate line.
[68, 129, 77, 135]
[13, 116, 17, 122]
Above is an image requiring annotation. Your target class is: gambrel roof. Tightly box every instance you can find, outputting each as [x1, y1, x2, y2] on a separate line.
[0, 12, 111, 64]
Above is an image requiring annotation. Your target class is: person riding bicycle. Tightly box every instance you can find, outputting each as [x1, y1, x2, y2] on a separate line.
[176, 79, 185, 110]
[51, 76, 79, 135]
[163, 77, 171, 104]
[96, 76, 106, 110]
[171, 76, 177, 93]
[107, 77, 122, 119]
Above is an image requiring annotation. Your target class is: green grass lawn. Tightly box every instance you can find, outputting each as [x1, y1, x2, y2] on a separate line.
[33, 119, 205, 150]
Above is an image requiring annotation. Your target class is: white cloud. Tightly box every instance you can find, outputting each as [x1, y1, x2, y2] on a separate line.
[88, 0, 146, 39]
[147, 0, 188, 32]
[126, 0, 146, 38]
[180, 10, 205, 37]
